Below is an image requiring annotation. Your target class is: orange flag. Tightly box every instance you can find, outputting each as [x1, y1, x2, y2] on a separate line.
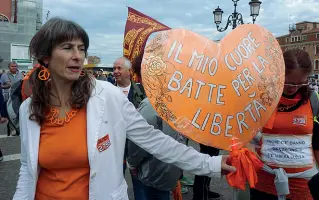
[123, 7, 170, 82]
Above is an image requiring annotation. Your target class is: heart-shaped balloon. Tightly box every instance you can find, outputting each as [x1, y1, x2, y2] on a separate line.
[141, 24, 285, 151]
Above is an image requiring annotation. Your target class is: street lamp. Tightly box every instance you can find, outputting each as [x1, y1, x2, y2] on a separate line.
[213, 0, 262, 32]
[249, 0, 262, 24]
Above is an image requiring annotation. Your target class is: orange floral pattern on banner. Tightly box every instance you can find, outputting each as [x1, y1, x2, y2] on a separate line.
[141, 25, 285, 151]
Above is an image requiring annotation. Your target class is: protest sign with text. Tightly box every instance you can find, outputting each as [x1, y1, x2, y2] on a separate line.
[141, 24, 285, 151]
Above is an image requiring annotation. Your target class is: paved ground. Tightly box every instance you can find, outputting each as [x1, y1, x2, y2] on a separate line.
[0, 122, 251, 200]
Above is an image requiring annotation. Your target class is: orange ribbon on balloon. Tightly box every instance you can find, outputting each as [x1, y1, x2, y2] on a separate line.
[226, 148, 264, 190]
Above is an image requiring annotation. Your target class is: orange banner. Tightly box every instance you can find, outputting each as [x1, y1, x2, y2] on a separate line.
[141, 25, 285, 151]
[123, 7, 170, 82]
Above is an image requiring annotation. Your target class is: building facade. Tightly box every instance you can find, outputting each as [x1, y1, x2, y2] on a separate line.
[277, 21, 319, 73]
[0, 0, 43, 71]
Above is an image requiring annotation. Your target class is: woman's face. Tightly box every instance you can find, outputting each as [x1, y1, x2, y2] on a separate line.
[284, 68, 310, 96]
[45, 39, 85, 82]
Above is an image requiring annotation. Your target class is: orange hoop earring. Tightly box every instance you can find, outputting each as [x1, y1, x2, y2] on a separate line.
[80, 70, 86, 77]
[38, 66, 50, 81]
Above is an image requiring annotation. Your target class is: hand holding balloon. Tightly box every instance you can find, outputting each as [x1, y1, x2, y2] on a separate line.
[221, 155, 236, 174]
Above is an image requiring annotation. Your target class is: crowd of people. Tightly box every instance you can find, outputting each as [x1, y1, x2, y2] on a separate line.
[309, 78, 319, 93]
[0, 17, 319, 200]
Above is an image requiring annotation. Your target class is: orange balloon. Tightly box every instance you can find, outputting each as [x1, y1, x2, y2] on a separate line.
[141, 24, 285, 151]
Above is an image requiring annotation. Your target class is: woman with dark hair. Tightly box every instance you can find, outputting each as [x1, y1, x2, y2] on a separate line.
[250, 49, 319, 200]
[13, 18, 235, 200]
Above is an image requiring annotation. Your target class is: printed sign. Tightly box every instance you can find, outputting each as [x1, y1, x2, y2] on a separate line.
[141, 24, 285, 150]
[261, 134, 313, 167]
[10, 44, 32, 65]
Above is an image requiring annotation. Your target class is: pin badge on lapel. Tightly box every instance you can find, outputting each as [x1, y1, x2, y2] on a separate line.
[97, 134, 111, 152]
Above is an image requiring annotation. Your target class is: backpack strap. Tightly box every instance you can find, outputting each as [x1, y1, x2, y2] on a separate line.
[310, 91, 319, 123]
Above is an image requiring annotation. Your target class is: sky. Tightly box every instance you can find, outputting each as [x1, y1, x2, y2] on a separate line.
[43, 0, 319, 64]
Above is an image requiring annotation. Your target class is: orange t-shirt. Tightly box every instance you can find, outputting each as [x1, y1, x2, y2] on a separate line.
[35, 107, 89, 200]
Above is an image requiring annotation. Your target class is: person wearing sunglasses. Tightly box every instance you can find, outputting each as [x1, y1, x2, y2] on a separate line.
[250, 49, 319, 200]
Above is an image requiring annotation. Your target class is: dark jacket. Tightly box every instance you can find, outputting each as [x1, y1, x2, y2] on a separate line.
[127, 81, 145, 108]
[127, 98, 186, 191]
[124, 80, 146, 165]
[0, 86, 5, 117]
[309, 172, 319, 200]
[107, 76, 115, 85]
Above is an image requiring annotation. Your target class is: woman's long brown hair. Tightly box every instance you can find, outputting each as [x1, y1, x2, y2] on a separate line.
[283, 49, 313, 103]
[28, 18, 94, 125]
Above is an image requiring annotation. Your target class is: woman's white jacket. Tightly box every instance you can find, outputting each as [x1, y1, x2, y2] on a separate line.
[13, 80, 222, 200]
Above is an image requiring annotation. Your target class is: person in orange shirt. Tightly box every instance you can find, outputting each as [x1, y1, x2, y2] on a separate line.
[13, 18, 236, 200]
[250, 49, 319, 200]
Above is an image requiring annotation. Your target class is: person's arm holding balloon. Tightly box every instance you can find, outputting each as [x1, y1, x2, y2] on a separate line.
[122, 94, 236, 176]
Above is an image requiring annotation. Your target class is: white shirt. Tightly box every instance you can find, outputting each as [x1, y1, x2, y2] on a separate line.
[117, 83, 131, 97]
[13, 80, 222, 200]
